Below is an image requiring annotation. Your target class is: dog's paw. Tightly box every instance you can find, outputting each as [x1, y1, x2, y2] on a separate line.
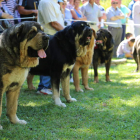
[94, 80, 99, 83]
[106, 79, 112, 82]
[70, 98, 77, 102]
[17, 120, 27, 125]
[85, 87, 94, 90]
[0, 125, 3, 130]
[55, 98, 66, 107]
[56, 102, 66, 107]
[76, 89, 84, 92]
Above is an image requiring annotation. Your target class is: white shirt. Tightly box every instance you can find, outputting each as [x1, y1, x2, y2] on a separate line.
[37, 0, 64, 35]
[132, 1, 140, 24]
[117, 40, 132, 56]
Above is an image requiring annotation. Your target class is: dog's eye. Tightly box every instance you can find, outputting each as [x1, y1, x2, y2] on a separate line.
[81, 24, 84, 26]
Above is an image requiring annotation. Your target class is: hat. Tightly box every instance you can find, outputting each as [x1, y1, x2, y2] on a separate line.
[58, 0, 63, 2]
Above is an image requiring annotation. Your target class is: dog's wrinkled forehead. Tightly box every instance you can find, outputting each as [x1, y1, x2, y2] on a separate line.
[71, 21, 90, 34]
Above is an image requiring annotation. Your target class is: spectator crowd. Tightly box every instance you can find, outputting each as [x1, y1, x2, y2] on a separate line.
[0, 0, 139, 94]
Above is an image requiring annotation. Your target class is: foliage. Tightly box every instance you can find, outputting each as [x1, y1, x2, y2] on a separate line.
[0, 59, 140, 139]
[100, 0, 132, 10]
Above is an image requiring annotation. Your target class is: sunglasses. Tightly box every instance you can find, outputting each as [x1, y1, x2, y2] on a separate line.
[112, 2, 118, 4]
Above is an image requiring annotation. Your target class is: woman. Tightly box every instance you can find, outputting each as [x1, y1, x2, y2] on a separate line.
[0, 0, 13, 33]
[71, 0, 87, 23]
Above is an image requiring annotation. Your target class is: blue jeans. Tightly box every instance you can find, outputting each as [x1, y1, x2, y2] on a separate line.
[121, 25, 126, 41]
[37, 76, 51, 91]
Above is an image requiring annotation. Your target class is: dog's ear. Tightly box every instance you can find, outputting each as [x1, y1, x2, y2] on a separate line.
[65, 26, 75, 44]
[15, 23, 25, 36]
[91, 28, 96, 39]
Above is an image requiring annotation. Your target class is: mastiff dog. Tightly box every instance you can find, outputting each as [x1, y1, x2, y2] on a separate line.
[0, 21, 49, 130]
[133, 35, 140, 72]
[93, 28, 114, 83]
[72, 28, 96, 92]
[28, 21, 93, 107]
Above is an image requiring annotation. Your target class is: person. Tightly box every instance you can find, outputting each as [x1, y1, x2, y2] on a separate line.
[118, 0, 131, 41]
[0, 0, 13, 33]
[81, 0, 88, 5]
[95, 0, 106, 28]
[2, 0, 16, 24]
[81, 0, 102, 32]
[36, 0, 64, 94]
[117, 37, 135, 59]
[132, 0, 140, 37]
[125, 32, 133, 39]
[66, 0, 74, 10]
[106, 0, 124, 57]
[17, 0, 39, 22]
[128, 0, 138, 36]
[71, 0, 87, 23]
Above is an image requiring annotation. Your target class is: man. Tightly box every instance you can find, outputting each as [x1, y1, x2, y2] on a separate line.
[128, 0, 138, 36]
[106, 0, 124, 57]
[81, 0, 102, 32]
[117, 37, 135, 59]
[27, 0, 64, 95]
[118, 0, 131, 41]
[17, 0, 39, 21]
[95, 0, 106, 28]
[132, 0, 140, 37]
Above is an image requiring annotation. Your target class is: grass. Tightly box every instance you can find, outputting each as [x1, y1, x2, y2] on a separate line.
[1, 59, 140, 139]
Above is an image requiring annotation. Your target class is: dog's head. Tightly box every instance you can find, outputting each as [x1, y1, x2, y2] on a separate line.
[95, 28, 114, 52]
[2, 21, 49, 68]
[55, 21, 93, 57]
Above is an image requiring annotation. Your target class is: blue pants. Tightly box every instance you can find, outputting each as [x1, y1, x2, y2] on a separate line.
[121, 25, 126, 41]
[37, 76, 51, 91]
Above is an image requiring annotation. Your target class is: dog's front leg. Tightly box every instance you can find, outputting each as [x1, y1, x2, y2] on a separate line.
[6, 88, 27, 125]
[52, 77, 66, 107]
[0, 90, 4, 130]
[61, 72, 77, 103]
[105, 59, 112, 82]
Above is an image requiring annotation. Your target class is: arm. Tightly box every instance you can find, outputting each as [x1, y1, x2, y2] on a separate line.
[1, 13, 13, 19]
[17, 6, 38, 15]
[50, 21, 64, 31]
[70, 9, 87, 21]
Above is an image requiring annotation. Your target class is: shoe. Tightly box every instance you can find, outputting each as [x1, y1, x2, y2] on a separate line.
[36, 88, 52, 95]
[70, 78, 74, 83]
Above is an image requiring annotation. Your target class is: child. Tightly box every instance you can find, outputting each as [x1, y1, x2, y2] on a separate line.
[116, 36, 135, 59]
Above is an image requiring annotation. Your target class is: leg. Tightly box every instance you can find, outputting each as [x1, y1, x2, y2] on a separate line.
[81, 67, 94, 90]
[51, 75, 66, 107]
[0, 90, 4, 130]
[6, 88, 27, 125]
[93, 57, 99, 83]
[61, 71, 77, 103]
[73, 64, 83, 92]
[105, 59, 112, 82]
[27, 73, 35, 90]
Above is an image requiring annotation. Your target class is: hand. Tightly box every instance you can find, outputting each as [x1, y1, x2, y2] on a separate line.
[32, 10, 38, 16]
[98, 24, 101, 29]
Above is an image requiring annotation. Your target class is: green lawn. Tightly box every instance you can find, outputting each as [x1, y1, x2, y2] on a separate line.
[1, 59, 140, 140]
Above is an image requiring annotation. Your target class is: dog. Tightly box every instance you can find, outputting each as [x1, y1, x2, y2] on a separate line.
[72, 28, 96, 92]
[28, 21, 93, 107]
[0, 21, 49, 130]
[133, 35, 140, 72]
[93, 28, 114, 83]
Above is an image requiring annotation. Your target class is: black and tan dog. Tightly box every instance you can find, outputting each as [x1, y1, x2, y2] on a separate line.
[133, 35, 140, 72]
[73, 28, 96, 92]
[0, 21, 49, 130]
[93, 28, 114, 83]
[28, 21, 93, 107]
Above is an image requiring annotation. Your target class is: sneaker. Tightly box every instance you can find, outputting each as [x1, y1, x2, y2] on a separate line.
[70, 78, 74, 83]
[36, 88, 52, 95]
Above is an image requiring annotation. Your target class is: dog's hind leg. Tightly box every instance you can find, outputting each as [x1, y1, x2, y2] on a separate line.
[61, 72, 77, 103]
[93, 61, 99, 83]
[27, 74, 36, 90]
[6, 88, 27, 125]
[105, 59, 112, 82]
[81, 67, 94, 90]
